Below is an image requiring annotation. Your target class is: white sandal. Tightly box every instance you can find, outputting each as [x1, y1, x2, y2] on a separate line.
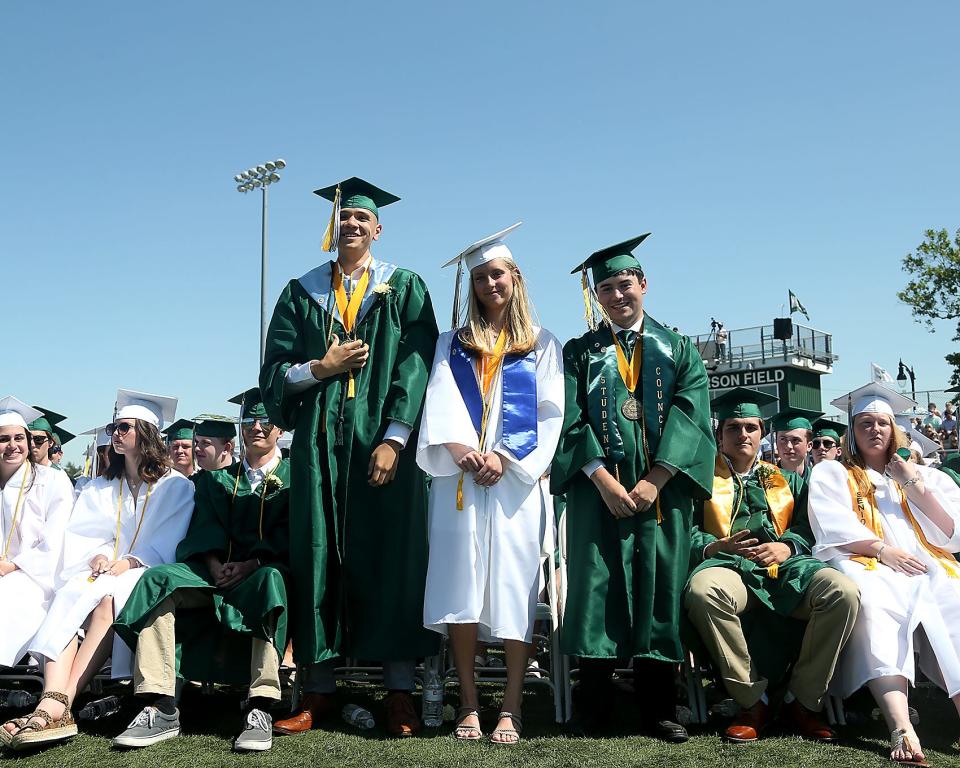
[890, 727, 930, 767]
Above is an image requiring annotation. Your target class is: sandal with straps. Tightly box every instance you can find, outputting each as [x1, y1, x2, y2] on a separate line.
[454, 707, 483, 741]
[9, 692, 77, 751]
[490, 711, 522, 746]
[890, 727, 931, 767]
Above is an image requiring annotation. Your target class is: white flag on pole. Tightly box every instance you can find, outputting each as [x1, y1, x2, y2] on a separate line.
[871, 362, 894, 384]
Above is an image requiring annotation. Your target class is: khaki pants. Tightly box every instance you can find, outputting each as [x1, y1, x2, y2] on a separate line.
[685, 566, 859, 711]
[133, 589, 281, 700]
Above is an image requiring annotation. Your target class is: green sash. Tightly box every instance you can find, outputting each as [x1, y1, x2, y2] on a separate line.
[586, 316, 677, 471]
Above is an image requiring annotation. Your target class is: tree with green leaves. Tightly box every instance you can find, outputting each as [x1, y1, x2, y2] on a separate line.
[897, 227, 960, 385]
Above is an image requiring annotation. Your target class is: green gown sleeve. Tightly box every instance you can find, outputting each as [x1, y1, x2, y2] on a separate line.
[382, 272, 438, 427]
[550, 337, 605, 495]
[652, 336, 716, 501]
[260, 281, 330, 431]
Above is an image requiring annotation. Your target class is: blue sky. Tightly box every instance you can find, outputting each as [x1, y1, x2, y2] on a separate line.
[4, 1, 958, 463]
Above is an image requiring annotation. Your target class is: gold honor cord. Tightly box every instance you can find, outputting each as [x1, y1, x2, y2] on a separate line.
[457, 329, 507, 511]
[610, 328, 642, 393]
[1, 463, 33, 561]
[89, 479, 153, 581]
[333, 264, 371, 399]
[226, 462, 276, 562]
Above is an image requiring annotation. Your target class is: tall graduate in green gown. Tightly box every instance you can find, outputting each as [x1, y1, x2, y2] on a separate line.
[260, 178, 438, 738]
[550, 236, 715, 741]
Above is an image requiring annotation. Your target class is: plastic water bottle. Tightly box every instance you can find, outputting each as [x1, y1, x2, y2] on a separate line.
[421, 665, 444, 728]
[78, 695, 122, 721]
[0, 690, 38, 709]
[341, 703, 375, 730]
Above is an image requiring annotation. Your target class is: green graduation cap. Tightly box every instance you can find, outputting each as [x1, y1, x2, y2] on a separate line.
[570, 234, 651, 286]
[28, 406, 67, 435]
[193, 414, 237, 440]
[771, 407, 823, 433]
[711, 387, 778, 421]
[228, 388, 269, 421]
[163, 418, 195, 442]
[313, 176, 400, 219]
[812, 418, 847, 442]
[51, 425, 75, 446]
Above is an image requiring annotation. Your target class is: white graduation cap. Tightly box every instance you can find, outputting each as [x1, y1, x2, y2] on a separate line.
[441, 222, 522, 329]
[830, 382, 917, 419]
[81, 424, 112, 448]
[114, 388, 178, 430]
[0, 396, 43, 429]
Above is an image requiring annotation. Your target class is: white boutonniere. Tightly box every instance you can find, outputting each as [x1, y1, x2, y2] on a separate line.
[372, 282, 393, 296]
[263, 474, 283, 494]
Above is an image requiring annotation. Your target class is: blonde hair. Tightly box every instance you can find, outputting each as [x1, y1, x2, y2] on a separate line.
[458, 259, 537, 355]
[841, 412, 912, 498]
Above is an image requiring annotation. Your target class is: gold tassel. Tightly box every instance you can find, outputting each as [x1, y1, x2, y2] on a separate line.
[321, 185, 341, 252]
[581, 268, 596, 330]
[456, 472, 465, 510]
[766, 563, 779, 579]
[655, 498, 663, 525]
[347, 372, 355, 399]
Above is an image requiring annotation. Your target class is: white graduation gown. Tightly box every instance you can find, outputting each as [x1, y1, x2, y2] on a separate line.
[0, 463, 75, 666]
[29, 469, 194, 678]
[418, 327, 564, 643]
[808, 460, 960, 697]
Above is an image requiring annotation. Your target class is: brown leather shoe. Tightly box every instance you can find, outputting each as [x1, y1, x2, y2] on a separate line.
[273, 693, 336, 735]
[781, 699, 837, 742]
[384, 691, 420, 738]
[724, 700, 768, 742]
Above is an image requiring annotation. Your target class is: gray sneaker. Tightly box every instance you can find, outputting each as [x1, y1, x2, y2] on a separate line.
[112, 706, 180, 748]
[234, 709, 273, 752]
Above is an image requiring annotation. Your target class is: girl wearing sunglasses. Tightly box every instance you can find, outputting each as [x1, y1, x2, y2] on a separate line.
[6, 390, 194, 751]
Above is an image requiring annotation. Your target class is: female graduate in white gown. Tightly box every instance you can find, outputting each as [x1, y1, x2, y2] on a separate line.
[0, 398, 75, 668]
[418, 224, 564, 744]
[808, 383, 960, 766]
[4, 391, 194, 750]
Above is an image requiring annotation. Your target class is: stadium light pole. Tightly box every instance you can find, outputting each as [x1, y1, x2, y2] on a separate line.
[234, 159, 286, 364]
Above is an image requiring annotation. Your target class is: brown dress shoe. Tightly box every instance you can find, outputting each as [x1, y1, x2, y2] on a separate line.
[724, 700, 768, 742]
[384, 692, 421, 738]
[273, 693, 336, 735]
[781, 699, 837, 742]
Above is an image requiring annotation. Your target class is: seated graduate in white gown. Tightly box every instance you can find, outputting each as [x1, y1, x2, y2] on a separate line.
[0, 398, 75, 670]
[808, 382, 960, 767]
[3, 390, 195, 751]
[418, 224, 564, 744]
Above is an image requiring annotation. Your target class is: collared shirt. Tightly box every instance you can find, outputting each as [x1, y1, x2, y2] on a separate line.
[243, 451, 281, 492]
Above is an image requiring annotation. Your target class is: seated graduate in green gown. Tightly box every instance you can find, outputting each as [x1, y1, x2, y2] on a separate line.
[113, 387, 290, 753]
[810, 418, 845, 466]
[163, 419, 196, 477]
[684, 387, 859, 745]
[550, 235, 715, 742]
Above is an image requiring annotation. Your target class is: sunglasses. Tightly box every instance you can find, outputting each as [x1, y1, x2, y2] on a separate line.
[240, 418, 275, 434]
[106, 422, 136, 437]
[811, 439, 836, 449]
[30, 435, 50, 447]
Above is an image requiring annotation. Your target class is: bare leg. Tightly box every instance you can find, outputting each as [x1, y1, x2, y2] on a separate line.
[867, 675, 924, 763]
[448, 624, 480, 734]
[22, 597, 115, 728]
[491, 639, 530, 744]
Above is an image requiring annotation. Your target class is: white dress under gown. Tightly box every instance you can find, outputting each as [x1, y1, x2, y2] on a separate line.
[808, 460, 960, 697]
[0, 463, 75, 666]
[418, 327, 564, 643]
[29, 469, 194, 678]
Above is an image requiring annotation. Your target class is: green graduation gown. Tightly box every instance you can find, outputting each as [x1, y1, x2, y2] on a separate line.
[260, 259, 439, 664]
[685, 461, 826, 684]
[115, 459, 291, 686]
[551, 316, 715, 662]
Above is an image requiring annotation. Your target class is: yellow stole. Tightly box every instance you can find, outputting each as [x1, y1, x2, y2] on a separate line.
[703, 456, 795, 578]
[846, 469, 959, 578]
[332, 263, 371, 398]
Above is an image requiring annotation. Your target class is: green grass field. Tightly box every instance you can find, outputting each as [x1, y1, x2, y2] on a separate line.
[2, 681, 959, 767]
